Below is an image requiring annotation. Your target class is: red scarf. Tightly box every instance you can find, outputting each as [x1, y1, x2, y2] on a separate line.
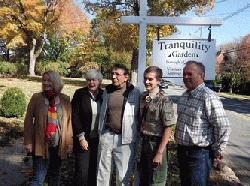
[44, 90, 59, 146]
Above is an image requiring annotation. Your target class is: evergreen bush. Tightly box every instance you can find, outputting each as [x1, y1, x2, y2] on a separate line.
[0, 87, 26, 118]
[0, 61, 17, 75]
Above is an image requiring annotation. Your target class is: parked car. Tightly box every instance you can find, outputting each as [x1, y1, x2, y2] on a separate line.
[159, 79, 169, 89]
[204, 80, 222, 92]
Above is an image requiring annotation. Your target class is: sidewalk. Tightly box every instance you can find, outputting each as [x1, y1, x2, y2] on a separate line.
[0, 137, 74, 186]
[0, 138, 28, 186]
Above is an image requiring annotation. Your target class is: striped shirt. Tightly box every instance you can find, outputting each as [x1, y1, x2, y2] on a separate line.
[174, 83, 231, 155]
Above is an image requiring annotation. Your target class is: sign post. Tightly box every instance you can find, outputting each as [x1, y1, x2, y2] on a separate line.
[121, 0, 223, 91]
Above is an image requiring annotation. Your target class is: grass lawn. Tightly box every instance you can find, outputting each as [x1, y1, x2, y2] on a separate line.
[0, 77, 110, 121]
[0, 76, 111, 102]
[218, 92, 250, 101]
[0, 77, 78, 100]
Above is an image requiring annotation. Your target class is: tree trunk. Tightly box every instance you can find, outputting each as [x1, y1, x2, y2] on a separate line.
[6, 49, 10, 61]
[29, 38, 36, 76]
[29, 38, 44, 76]
[229, 87, 233, 94]
[130, 48, 139, 86]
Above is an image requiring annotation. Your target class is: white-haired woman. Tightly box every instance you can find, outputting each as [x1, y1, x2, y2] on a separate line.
[71, 69, 103, 186]
[24, 71, 73, 186]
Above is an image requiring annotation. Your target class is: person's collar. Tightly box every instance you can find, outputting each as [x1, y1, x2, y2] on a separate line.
[117, 83, 127, 91]
[185, 83, 205, 96]
[148, 86, 160, 99]
[89, 90, 99, 100]
[45, 95, 60, 105]
[106, 82, 134, 94]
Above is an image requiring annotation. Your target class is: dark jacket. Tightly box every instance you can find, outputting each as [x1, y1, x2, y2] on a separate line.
[71, 87, 103, 153]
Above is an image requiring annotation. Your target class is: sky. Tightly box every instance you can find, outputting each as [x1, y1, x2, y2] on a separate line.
[176, 0, 250, 46]
[76, 0, 250, 46]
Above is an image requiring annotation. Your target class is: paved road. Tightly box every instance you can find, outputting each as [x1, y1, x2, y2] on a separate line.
[166, 86, 250, 185]
[222, 108, 250, 185]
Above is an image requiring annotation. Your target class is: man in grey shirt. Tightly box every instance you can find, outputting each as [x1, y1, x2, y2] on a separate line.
[97, 63, 140, 186]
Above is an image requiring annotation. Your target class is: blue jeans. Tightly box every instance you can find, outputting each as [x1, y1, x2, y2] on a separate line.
[30, 147, 62, 186]
[177, 145, 213, 186]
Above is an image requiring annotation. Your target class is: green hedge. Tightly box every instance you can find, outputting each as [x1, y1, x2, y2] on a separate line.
[15, 62, 29, 75]
[36, 60, 69, 76]
[0, 61, 17, 75]
[0, 87, 26, 118]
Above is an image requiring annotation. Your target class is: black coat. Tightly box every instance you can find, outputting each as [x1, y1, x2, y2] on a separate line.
[71, 87, 103, 153]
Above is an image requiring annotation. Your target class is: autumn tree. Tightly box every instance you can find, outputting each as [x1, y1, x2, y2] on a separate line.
[0, 0, 90, 75]
[218, 38, 250, 93]
[0, 0, 61, 75]
[238, 34, 250, 82]
[41, 0, 90, 64]
[217, 33, 250, 94]
[82, 0, 215, 83]
[41, 34, 68, 61]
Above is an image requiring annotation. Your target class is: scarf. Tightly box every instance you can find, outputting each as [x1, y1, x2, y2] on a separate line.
[44, 90, 60, 147]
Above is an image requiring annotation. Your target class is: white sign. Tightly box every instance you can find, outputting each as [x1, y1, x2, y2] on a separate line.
[152, 38, 216, 85]
[121, 0, 222, 91]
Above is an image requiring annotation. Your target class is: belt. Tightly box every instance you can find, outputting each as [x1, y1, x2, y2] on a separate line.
[141, 134, 161, 142]
[178, 144, 211, 150]
[105, 125, 122, 134]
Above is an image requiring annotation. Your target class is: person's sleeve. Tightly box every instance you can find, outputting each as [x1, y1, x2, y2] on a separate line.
[71, 90, 85, 139]
[160, 96, 176, 127]
[24, 94, 36, 145]
[66, 98, 73, 147]
[205, 94, 231, 156]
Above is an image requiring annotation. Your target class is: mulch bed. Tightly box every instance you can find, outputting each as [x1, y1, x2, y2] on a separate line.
[0, 121, 23, 147]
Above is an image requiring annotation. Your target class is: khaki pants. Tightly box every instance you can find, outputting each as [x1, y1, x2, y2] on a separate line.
[139, 136, 168, 186]
[97, 130, 136, 186]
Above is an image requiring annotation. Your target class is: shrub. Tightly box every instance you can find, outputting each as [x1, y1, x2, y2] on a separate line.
[36, 60, 69, 76]
[0, 87, 26, 118]
[239, 81, 250, 95]
[79, 62, 99, 74]
[15, 62, 29, 75]
[0, 61, 17, 75]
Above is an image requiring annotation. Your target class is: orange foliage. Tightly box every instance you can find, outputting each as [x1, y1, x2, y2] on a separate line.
[239, 34, 250, 80]
[58, 0, 90, 36]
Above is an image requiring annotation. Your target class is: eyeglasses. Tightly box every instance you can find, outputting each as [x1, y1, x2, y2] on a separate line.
[111, 72, 124, 77]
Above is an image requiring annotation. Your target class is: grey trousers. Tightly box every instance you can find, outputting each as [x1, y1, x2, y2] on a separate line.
[96, 130, 136, 186]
